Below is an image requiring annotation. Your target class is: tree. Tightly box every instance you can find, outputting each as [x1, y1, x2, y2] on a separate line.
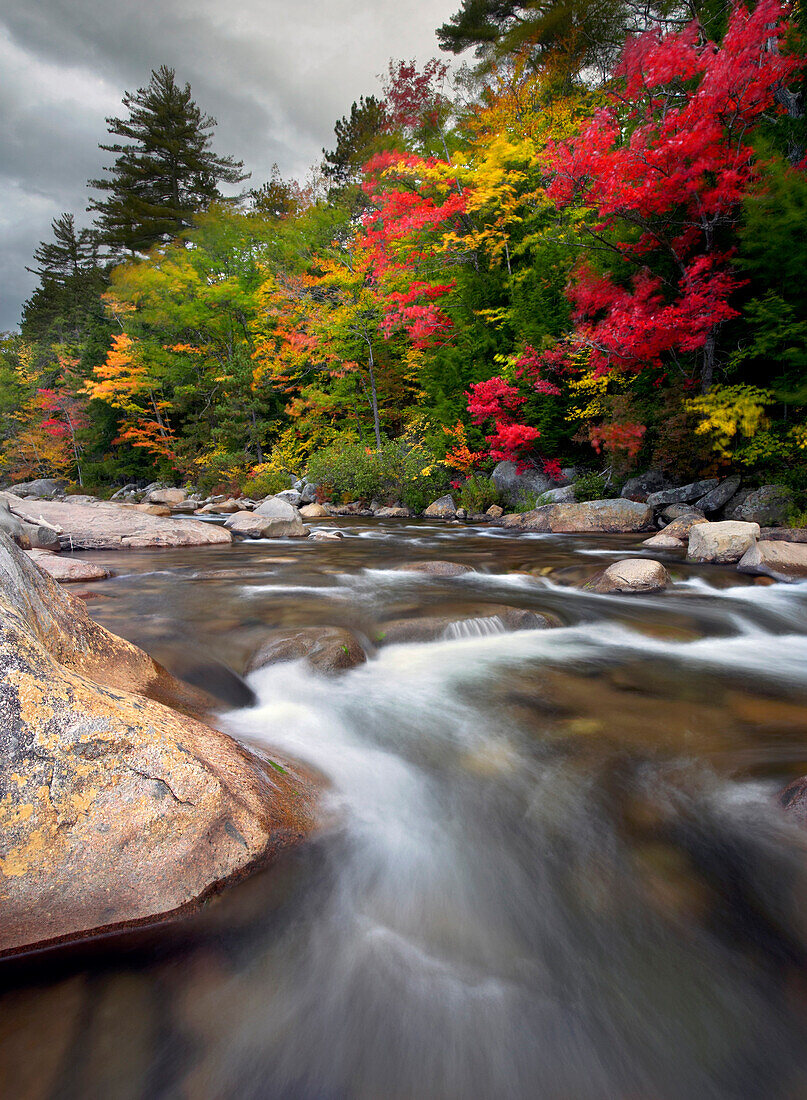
[322, 96, 391, 188]
[27, 214, 99, 284]
[88, 65, 248, 255]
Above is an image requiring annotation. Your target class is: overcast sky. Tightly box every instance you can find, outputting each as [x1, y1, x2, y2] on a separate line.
[0, 0, 459, 331]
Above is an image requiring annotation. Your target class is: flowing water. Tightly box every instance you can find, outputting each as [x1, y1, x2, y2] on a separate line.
[5, 517, 807, 1099]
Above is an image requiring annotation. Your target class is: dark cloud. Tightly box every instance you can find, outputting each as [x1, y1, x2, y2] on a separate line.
[0, 0, 458, 330]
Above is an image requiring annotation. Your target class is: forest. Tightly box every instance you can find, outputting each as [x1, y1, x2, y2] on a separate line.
[2, 0, 806, 515]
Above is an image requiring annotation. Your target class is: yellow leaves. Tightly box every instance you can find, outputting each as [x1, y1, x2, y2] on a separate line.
[686, 385, 773, 458]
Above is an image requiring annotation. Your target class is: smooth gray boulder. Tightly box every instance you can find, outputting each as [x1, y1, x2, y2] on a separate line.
[695, 474, 741, 514]
[506, 499, 653, 533]
[588, 558, 670, 594]
[724, 484, 792, 527]
[620, 470, 670, 502]
[275, 488, 303, 507]
[646, 479, 719, 509]
[8, 478, 67, 499]
[225, 510, 308, 538]
[423, 495, 456, 519]
[737, 540, 807, 582]
[687, 521, 759, 563]
[491, 461, 552, 507]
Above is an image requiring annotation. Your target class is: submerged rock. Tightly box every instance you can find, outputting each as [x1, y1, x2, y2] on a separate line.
[24, 549, 111, 583]
[508, 499, 653, 534]
[376, 607, 557, 645]
[247, 626, 367, 674]
[737, 540, 807, 582]
[3, 495, 231, 550]
[687, 521, 760, 564]
[0, 532, 316, 956]
[394, 560, 474, 576]
[588, 558, 670, 594]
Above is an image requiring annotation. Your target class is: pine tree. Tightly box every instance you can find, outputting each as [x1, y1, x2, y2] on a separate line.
[88, 65, 248, 255]
[26, 213, 99, 284]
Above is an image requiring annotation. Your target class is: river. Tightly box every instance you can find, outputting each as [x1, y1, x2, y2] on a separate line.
[4, 516, 807, 1099]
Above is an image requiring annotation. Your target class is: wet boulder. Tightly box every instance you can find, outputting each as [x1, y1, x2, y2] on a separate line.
[687, 521, 759, 564]
[423, 495, 456, 519]
[394, 560, 474, 577]
[588, 558, 670, 594]
[225, 510, 308, 538]
[511, 499, 653, 534]
[646, 479, 720, 509]
[376, 607, 557, 645]
[308, 528, 344, 540]
[246, 626, 367, 674]
[0, 532, 316, 956]
[737, 540, 807, 582]
[24, 549, 111, 583]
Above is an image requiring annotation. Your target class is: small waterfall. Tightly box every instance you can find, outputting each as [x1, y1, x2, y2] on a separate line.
[442, 615, 507, 640]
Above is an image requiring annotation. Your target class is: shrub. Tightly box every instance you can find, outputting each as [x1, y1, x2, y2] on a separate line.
[306, 436, 448, 512]
[455, 474, 500, 513]
[573, 472, 608, 502]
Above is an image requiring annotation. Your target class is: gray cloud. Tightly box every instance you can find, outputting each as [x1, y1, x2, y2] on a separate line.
[0, 0, 458, 330]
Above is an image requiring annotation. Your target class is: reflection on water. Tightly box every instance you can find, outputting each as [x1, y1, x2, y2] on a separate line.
[4, 518, 807, 1098]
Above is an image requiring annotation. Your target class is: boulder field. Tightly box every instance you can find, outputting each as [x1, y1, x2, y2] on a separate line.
[0, 532, 317, 957]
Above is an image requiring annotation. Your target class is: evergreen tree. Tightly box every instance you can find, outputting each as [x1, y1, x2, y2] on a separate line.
[323, 96, 390, 187]
[88, 65, 248, 255]
[26, 213, 99, 284]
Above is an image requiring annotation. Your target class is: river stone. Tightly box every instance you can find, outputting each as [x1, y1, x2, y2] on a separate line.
[541, 485, 575, 503]
[24, 549, 111, 583]
[588, 558, 670, 594]
[300, 503, 329, 519]
[308, 528, 344, 540]
[225, 510, 308, 538]
[687, 521, 759, 563]
[394, 560, 474, 576]
[759, 528, 807, 543]
[377, 607, 557, 645]
[246, 626, 366, 674]
[300, 483, 318, 505]
[646, 479, 720, 509]
[275, 489, 302, 507]
[725, 484, 793, 526]
[737, 540, 807, 582]
[491, 461, 552, 507]
[132, 503, 171, 516]
[145, 487, 186, 506]
[2, 495, 232, 550]
[423, 495, 456, 519]
[9, 478, 67, 500]
[0, 533, 316, 955]
[620, 470, 670, 502]
[695, 474, 741, 514]
[486, 504, 504, 519]
[660, 513, 709, 539]
[375, 505, 411, 518]
[509, 499, 653, 534]
[661, 504, 706, 522]
[642, 531, 685, 550]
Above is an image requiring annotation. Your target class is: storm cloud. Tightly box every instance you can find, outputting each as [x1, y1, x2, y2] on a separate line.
[0, 0, 458, 330]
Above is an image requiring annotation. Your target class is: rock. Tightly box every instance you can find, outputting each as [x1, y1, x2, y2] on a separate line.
[660, 513, 709, 539]
[620, 470, 670, 502]
[300, 483, 318, 505]
[145, 487, 186, 506]
[394, 560, 474, 576]
[486, 504, 504, 519]
[423, 494, 456, 519]
[169, 501, 199, 515]
[695, 474, 741, 514]
[24, 549, 111, 583]
[308, 528, 344, 540]
[110, 484, 138, 502]
[0, 532, 316, 955]
[377, 607, 557, 645]
[275, 489, 303, 508]
[491, 461, 551, 508]
[9, 478, 67, 499]
[779, 777, 807, 825]
[759, 527, 807, 543]
[725, 484, 793, 527]
[588, 558, 670, 594]
[541, 485, 575, 503]
[3, 495, 232, 550]
[0, 498, 62, 551]
[300, 503, 329, 519]
[662, 504, 705, 521]
[246, 626, 366, 675]
[510, 499, 653, 534]
[132, 503, 171, 516]
[224, 511, 308, 538]
[65, 494, 99, 504]
[375, 505, 411, 518]
[687, 521, 760, 563]
[642, 531, 685, 550]
[646, 479, 720, 509]
[737, 540, 807, 582]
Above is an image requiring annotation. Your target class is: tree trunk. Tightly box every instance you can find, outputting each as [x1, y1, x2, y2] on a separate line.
[701, 326, 717, 394]
[365, 339, 382, 450]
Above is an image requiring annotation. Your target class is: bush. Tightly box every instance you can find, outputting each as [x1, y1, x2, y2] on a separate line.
[306, 436, 448, 512]
[455, 474, 499, 513]
[573, 472, 608, 502]
[241, 466, 293, 499]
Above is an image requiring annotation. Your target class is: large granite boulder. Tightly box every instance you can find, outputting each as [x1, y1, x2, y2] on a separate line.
[24, 549, 111, 583]
[491, 461, 552, 508]
[687, 521, 759, 563]
[145, 487, 186, 506]
[226, 500, 308, 538]
[620, 470, 670, 502]
[0, 533, 316, 956]
[8, 478, 67, 500]
[695, 474, 741, 514]
[587, 558, 670, 594]
[646, 479, 719, 509]
[2, 495, 231, 550]
[506, 499, 653, 534]
[423, 495, 456, 519]
[724, 484, 793, 527]
[0, 499, 61, 551]
[737, 540, 807, 582]
[246, 626, 366, 674]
